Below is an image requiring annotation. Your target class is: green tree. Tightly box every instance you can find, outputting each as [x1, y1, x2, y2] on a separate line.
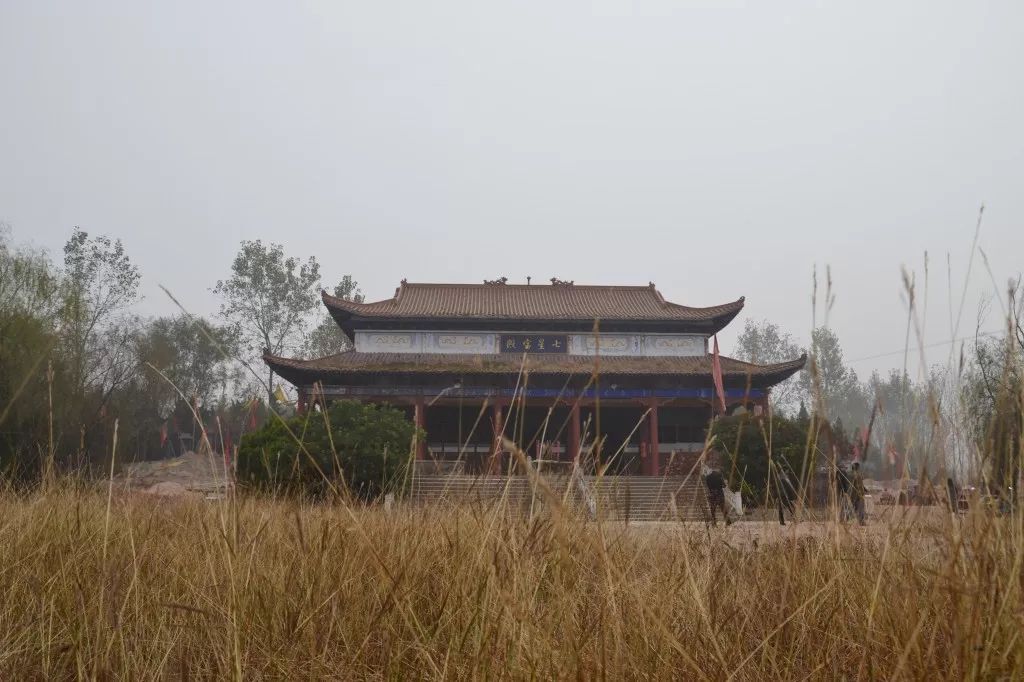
[305, 275, 363, 358]
[213, 240, 321, 404]
[60, 228, 141, 405]
[733, 319, 804, 414]
[237, 400, 417, 499]
[0, 223, 60, 321]
[962, 303, 1023, 492]
[865, 368, 941, 477]
[801, 327, 869, 427]
[0, 226, 64, 476]
[710, 413, 808, 503]
[796, 401, 810, 426]
[55, 228, 142, 461]
[136, 315, 240, 417]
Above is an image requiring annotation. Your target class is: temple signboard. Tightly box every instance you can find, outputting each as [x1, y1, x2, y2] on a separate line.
[500, 334, 568, 354]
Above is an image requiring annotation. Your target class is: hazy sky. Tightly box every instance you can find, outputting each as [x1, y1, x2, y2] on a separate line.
[2, 1, 1022, 377]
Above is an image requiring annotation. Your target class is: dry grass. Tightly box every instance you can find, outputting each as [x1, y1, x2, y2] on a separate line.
[0, 485, 1020, 680]
[3, 215, 1020, 679]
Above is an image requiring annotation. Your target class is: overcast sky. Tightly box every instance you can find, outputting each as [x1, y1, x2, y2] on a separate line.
[2, 1, 1022, 377]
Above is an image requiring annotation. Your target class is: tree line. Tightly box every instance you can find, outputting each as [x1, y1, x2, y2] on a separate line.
[0, 224, 360, 478]
[2, 223, 1019, 489]
[733, 309, 1022, 487]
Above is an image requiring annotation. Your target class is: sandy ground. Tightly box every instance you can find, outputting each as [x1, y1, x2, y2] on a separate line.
[117, 451, 232, 497]
[111, 459, 954, 550]
[627, 504, 956, 549]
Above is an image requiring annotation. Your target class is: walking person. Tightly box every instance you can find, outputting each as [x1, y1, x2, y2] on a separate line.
[946, 477, 959, 514]
[849, 461, 867, 525]
[836, 464, 852, 522]
[704, 466, 730, 526]
[774, 460, 796, 526]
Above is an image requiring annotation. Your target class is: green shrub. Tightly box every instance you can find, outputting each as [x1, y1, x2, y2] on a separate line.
[710, 413, 808, 504]
[237, 400, 418, 499]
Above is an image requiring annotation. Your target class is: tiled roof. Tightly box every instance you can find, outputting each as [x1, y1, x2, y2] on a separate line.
[322, 282, 744, 322]
[265, 351, 806, 385]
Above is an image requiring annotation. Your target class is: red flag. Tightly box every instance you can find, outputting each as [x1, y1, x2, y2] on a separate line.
[711, 335, 727, 414]
[247, 399, 258, 430]
[159, 421, 168, 447]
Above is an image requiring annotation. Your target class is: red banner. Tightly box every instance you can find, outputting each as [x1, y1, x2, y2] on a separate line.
[712, 335, 727, 414]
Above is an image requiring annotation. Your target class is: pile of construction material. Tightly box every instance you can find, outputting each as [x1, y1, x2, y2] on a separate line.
[118, 451, 232, 498]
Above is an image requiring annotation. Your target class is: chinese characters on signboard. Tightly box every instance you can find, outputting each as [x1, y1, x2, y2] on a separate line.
[499, 334, 568, 354]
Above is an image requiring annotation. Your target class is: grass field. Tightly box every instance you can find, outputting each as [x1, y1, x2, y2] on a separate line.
[0, 484, 1020, 679]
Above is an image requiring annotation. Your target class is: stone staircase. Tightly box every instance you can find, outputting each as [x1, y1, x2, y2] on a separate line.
[409, 474, 712, 522]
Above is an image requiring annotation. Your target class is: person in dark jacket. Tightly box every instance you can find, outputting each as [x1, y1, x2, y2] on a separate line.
[774, 460, 796, 525]
[704, 467, 729, 526]
[850, 461, 867, 525]
[836, 465, 852, 522]
[946, 477, 959, 513]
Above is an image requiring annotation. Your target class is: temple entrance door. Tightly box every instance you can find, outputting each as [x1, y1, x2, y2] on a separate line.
[501, 404, 572, 474]
[578, 405, 644, 475]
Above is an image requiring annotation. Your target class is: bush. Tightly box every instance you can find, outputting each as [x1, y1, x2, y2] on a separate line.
[709, 413, 808, 504]
[237, 400, 418, 499]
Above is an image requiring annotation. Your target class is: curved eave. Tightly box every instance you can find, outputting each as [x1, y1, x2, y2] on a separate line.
[264, 350, 806, 389]
[263, 352, 321, 387]
[703, 297, 744, 335]
[322, 290, 359, 340]
[322, 289, 390, 317]
[724, 353, 807, 388]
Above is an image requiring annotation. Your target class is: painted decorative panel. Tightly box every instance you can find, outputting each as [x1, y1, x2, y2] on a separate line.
[430, 333, 497, 354]
[355, 332, 418, 353]
[569, 334, 635, 356]
[643, 334, 704, 357]
[355, 330, 706, 357]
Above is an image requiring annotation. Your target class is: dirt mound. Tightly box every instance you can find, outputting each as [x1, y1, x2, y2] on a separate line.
[140, 481, 202, 498]
[121, 451, 232, 495]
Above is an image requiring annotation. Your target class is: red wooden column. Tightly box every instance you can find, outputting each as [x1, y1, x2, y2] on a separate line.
[639, 412, 649, 464]
[645, 401, 660, 476]
[414, 396, 426, 461]
[490, 402, 504, 474]
[568, 403, 581, 463]
[296, 389, 307, 415]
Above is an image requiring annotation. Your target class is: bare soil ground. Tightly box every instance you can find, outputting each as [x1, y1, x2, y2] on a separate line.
[630, 504, 955, 552]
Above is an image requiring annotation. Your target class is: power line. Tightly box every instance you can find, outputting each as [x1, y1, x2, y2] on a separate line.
[847, 329, 1004, 364]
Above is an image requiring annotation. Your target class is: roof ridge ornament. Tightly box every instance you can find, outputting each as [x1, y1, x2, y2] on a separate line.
[550, 277, 574, 286]
[484, 276, 509, 285]
[650, 283, 667, 305]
